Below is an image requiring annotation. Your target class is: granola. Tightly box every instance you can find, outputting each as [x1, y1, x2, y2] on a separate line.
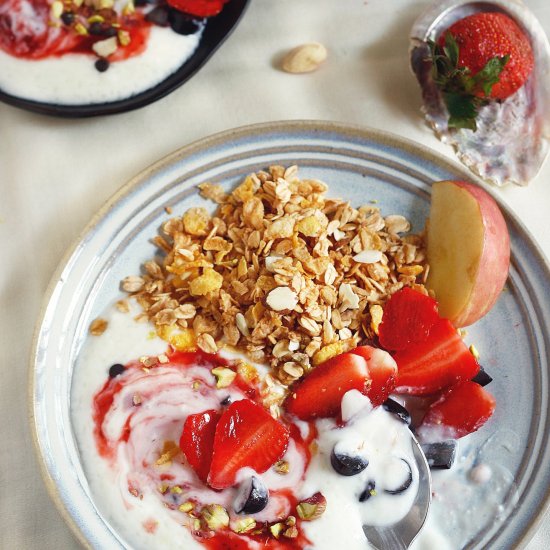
[122, 166, 428, 390]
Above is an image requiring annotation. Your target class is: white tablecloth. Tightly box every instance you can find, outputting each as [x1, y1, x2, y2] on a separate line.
[1, 0, 549, 548]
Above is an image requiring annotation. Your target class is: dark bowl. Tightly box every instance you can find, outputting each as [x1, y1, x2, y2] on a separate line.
[0, 0, 249, 118]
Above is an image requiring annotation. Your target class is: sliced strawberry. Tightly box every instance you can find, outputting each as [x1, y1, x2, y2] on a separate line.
[285, 353, 370, 420]
[208, 400, 289, 490]
[350, 346, 397, 406]
[166, 0, 229, 17]
[179, 409, 220, 483]
[421, 381, 496, 438]
[378, 287, 440, 351]
[394, 318, 479, 395]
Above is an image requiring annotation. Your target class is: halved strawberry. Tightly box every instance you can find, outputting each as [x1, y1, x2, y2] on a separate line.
[284, 353, 370, 420]
[378, 287, 440, 351]
[208, 400, 289, 490]
[421, 380, 496, 438]
[394, 318, 479, 395]
[350, 346, 397, 406]
[166, 0, 229, 17]
[180, 409, 221, 483]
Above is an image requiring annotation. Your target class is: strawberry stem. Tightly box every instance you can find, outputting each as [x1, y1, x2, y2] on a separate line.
[428, 33, 509, 131]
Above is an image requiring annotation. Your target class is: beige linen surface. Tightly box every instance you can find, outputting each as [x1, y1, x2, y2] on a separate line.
[1, 0, 549, 548]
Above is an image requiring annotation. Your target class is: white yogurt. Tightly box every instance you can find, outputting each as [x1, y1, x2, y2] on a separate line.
[71, 303, 514, 549]
[0, 7, 203, 105]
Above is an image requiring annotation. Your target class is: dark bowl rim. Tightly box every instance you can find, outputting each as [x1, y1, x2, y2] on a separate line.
[0, 0, 250, 118]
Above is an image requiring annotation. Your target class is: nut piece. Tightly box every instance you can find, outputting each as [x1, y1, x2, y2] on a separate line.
[211, 367, 236, 388]
[201, 504, 230, 530]
[179, 501, 194, 513]
[353, 250, 383, 264]
[270, 522, 285, 539]
[296, 492, 327, 521]
[92, 37, 118, 58]
[265, 286, 298, 311]
[232, 517, 256, 533]
[282, 42, 327, 74]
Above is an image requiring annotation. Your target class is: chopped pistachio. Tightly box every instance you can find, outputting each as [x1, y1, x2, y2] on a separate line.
[283, 525, 299, 538]
[74, 22, 88, 35]
[122, 0, 135, 15]
[270, 522, 284, 539]
[192, 380, 202, 390]
[232, 517, 256, 533]
[179, 502, 194, 513]
[118, 29, 131, 47]
[170, 486, 183, 494]
[50, 1, 63, 19]
[202, 504, 230, 530]
[296, 492, 327, 521]
[211, 367, 237, 389]
[87, 15, 105, 23]
[285, 515, 296, 527]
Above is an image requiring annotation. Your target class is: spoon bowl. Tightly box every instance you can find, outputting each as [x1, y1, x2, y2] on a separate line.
[363, 434, 432, 550]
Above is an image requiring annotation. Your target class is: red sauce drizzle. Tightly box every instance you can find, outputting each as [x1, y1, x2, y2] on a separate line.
[92, 349, 318, 549]
[0, 0, 150, 61]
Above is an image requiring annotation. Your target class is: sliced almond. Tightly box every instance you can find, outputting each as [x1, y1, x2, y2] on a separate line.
[265, 286, 298, 312]
[353, 250, 383, 264]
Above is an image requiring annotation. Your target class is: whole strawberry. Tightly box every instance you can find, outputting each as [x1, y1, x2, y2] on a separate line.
[430, 12, 534, 130]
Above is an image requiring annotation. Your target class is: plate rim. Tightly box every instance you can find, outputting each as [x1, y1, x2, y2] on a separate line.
[28, 119, 550, 549]
[0, 0, 250, 118]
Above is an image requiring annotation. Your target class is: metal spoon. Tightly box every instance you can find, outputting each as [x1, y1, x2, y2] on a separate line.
[363, 434, 432, 550]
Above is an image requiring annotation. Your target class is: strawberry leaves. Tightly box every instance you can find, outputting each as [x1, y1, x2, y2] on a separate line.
[429, 32, 509, 131]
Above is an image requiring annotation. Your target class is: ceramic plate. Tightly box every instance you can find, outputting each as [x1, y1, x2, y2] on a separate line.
[30, 121, 550, 548]
[1, 0, 249, 118]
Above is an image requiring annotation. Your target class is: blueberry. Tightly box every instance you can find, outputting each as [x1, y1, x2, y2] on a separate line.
[382, 398, 411, 426]
[145, 6, 170, 27]
[89, 22, 104, 35]
[220, 396, 232, 406]
[95, 58, 110, 73]
[108, 363, 125, 377]
[61, 12, 74, 25]
[383, 458, 412, 495]
[234, 476, 269, 514]
[358, 480, 376, 502]
[471, 366, 493, 387]
[330, 445, 369, 476]
[168, 9, 201, 35]
[421, 440, 457, 469]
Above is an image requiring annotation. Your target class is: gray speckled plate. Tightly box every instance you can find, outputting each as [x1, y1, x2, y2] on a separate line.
[30, 121, 550, 549]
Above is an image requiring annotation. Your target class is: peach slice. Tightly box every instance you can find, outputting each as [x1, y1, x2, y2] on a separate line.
[426, 180, 510, 327]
